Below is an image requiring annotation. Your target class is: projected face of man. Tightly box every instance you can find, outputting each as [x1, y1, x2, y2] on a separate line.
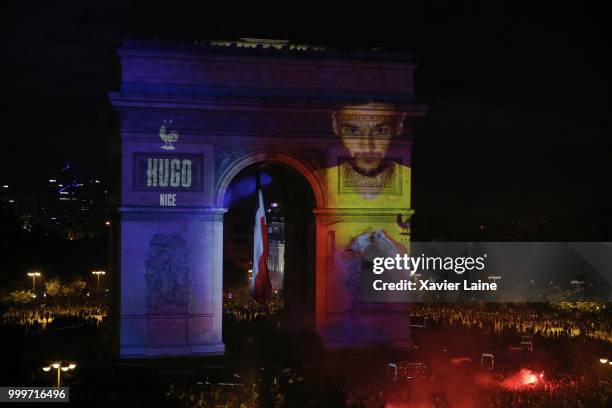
[332, 102, 406, 175]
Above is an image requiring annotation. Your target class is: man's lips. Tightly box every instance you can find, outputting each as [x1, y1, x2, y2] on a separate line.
[355, 153, 383, 163]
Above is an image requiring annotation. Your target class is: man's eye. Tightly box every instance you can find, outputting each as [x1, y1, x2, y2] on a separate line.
[342, 126, 359, 135]
[374, 126, 391, 135]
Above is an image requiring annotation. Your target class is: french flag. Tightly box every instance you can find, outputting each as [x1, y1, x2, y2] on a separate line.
[251, 170, 272, 303]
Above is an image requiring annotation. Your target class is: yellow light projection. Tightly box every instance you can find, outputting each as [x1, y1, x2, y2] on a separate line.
[321, 101, 413, 311]
[327, 102, 411, 209]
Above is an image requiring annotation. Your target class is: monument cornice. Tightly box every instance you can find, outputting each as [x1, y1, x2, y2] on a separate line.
[113, 104, 424, 137]
[117, 206, 227, 221]
[117, 42, 416, 99]
[313, 208, 415, 217]
[109, 93, 427, 114]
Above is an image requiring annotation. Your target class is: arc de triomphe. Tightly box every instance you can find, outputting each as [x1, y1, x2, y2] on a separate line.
[110, 40, 426, 357]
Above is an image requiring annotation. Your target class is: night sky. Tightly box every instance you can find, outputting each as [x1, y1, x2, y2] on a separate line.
[3, 1, 611, 224]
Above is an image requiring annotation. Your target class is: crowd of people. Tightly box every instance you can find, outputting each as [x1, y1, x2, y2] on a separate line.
[411, 302, 612, 342]
[337, 303, 612, 407]
[223, 286, 284, 322]
[340, 374, 612, 407]
[165, 368, 341, 408]
[3, 289, 611, 407]
[485, 383, 611, 408]
[346, 383, 612, 407]
[163, 302, 612, 407]
[167, 382, 254, 408]
[1, 305, 106, 331]
[163, 359, 612, 408]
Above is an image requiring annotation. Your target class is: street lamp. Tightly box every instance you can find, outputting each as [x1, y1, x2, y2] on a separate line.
[91, 270, 106, 290]
[27, 272, 41, 293]
[42, 362, 76, 387]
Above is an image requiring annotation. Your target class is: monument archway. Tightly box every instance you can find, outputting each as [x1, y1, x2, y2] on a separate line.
[216, 152, 325, 209]
[221, 158, 318, 335]
[111, 39, 426, 357]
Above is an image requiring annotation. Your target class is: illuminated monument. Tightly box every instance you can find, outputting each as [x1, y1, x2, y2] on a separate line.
[110, 39, 426, 357]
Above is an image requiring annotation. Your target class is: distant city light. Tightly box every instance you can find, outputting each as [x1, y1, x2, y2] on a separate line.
[105, 221, 110, 226]
[49, 179, 56, 183]
[271, 202, 279, 208]
[2, 185, 8, 188]
[600, 358, 609, 364]
[570, 280, 585, 285]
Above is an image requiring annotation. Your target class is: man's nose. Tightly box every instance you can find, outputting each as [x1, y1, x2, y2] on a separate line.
[359, 130, 377, 151]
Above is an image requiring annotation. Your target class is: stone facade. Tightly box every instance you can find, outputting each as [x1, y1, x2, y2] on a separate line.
[111, 40, 426, 357]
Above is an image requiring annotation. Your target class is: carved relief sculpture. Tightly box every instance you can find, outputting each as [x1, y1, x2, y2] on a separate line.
[144, 233, 190, 313]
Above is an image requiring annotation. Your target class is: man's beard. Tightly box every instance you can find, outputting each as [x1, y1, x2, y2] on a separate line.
[350, 152, 390, 177]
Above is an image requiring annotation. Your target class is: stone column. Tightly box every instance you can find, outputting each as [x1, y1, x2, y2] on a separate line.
[313, 208, 412, 349]
[118, 207, 226, 357]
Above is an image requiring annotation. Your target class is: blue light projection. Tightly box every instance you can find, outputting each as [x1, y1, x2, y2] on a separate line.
[223, 171, 273, 207]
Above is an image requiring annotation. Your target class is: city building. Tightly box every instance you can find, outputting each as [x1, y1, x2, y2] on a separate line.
[39, 165, 108, 239]
[266, 203, 285, 292]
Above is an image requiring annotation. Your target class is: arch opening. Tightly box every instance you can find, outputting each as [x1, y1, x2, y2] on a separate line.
[221, 161, 317, 352]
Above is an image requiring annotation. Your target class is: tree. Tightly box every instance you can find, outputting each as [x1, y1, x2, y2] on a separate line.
[60, 285, 76, 311]
[45, 278, 62, 312]
[45, 278, 61, 297]
[7, 290, 33, 306]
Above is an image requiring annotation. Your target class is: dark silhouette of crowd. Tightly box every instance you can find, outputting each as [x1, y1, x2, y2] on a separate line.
[162, 302, 612, 408]
[2, 295, 611, 407]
